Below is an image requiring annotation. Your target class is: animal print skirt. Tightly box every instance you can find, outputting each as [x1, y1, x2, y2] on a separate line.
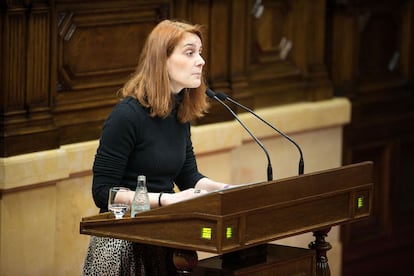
[82, 236, 177, 276]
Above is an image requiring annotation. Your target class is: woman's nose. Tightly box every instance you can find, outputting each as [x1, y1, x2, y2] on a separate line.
[197, 54, 205, 66]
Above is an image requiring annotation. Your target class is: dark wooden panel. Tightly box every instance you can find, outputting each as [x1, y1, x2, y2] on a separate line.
[56, 8, 156, 91]
[0, 0, 334, 156]
[0, 1, 171, 156]
[394, 135, 414, 230]
[243, 0, 332, 107]
[0, 2, 59, 156]
[341, 140, 392, 244]
[199, 0, 333, 120]
[1, 4, 28, 112]
[53, 0, 171, 145]
[193, 244, 316, 276]
[328, 0, 414, 275]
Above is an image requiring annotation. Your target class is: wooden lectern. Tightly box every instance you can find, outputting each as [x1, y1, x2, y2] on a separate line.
[80, 161, 373, 275]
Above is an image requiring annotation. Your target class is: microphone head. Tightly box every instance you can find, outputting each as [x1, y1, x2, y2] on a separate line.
[216, 92, 228, 101]
[205, 88, 216, 98]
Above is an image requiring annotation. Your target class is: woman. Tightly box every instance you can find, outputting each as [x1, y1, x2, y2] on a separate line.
[83, 19, 230, 275]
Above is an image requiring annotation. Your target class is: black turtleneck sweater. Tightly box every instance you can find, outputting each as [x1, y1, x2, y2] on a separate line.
[92, 94, 205, 212]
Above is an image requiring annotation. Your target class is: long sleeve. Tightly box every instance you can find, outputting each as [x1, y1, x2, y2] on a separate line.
[92, 101, 139, 210]
[174, 123, 205, 190]
[91, 96, 206, 213]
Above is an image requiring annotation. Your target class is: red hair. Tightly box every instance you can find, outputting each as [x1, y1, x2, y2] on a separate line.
[119, 19, 208, 123]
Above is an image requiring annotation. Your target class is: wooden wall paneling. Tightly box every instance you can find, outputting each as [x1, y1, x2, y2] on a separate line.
[247, 0, 301, 107]
[329, 0, 414, 146]
[329, 8, 359, 97]
[217, 0, 258, 112]
[200, 0, 237, 123]
[170, 0, 188, 19]
[174, 0, 236, 125]
[245, 0, 332, 109]
[1, 0, 338, 155]
[53, 0, 171, 144]
[342, 131, 414, 275]
[401, 0, 414, 80]
[287, 0, 307, 74]
[0, 5, 3, 112]
[0, 6, 27, 112]
[304, 0, 333, 101]
[341, 137, 397, 276]
[329, 0, 414, 274]
[0, 2, 59, 157]
[331, 0, 414, 139]
[358, 4, 401, 80]
[341, 138, 393, 245]
[391, 135, 414, 274]
[207, 0, 230, 90]
[228, 0, 250, 107]
[394, 135, 414, 231]
[388, 134, 414, 274]
[27, 4, 51, 108]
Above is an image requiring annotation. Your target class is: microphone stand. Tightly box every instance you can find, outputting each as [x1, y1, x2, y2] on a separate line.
[215, 91, 304, 176]
[206, 90, 273, 181]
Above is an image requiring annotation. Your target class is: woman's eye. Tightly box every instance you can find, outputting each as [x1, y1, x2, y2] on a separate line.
[185, 49, 202, 57]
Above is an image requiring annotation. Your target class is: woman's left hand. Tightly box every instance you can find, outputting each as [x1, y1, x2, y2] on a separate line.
[159, 188, 207, 206]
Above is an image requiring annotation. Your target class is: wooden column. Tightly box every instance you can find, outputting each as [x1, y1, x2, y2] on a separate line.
[0, 1, 59, 157]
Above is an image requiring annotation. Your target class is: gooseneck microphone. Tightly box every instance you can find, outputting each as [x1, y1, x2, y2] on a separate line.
[213, 89, 304, 176]
[206, 89, 273, 181]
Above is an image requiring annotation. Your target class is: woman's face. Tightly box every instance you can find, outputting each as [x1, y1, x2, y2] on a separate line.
[167, 32, 205, 94]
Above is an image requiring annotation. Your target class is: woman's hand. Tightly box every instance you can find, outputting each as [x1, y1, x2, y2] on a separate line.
[195, 177, 232, 192]
[159, 188, 207, 206]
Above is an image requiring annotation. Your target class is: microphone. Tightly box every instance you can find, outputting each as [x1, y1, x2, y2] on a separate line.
[214, 90, 304, 176]
[206, 89, 273, 181]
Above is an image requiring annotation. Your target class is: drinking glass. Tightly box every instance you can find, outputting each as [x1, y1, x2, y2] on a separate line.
[108, 187, 131, 219]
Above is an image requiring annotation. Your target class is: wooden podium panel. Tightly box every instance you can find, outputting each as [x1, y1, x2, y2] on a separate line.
[80, 162, 373, 255]
[192, 244, 316, 276]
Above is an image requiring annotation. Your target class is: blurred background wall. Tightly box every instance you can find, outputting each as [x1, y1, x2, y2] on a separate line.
[1, 0, 413, 275]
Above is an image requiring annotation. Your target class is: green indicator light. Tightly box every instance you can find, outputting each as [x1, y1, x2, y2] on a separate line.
[226, 227, 232, 239]
[201, 227, 212, 239]
[357, 196, 364, 208]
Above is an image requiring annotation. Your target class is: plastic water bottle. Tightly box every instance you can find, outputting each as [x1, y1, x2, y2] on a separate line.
[131, 175, 150, 217]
